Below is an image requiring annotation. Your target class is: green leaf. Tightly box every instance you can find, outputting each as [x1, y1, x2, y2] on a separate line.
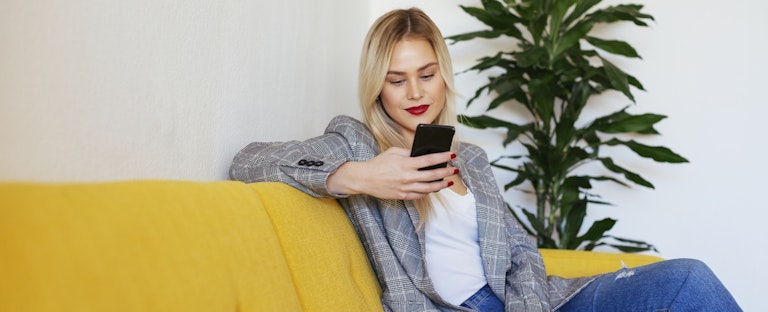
[609, 245, 654, 253]
[627, 73, 645, 91]
[588, 5, 655, 27]
[454, 4, 524, 40]
[457, 114, 529, 146]
[446, 29, 509, 43]
[559, 146, 590, 173]
[526, 6, 549, 45]
[605, 138, 689, 163]
[563, 0, 602, 28]
[551, 20, 594, 63]
[487, 88, 520, 110]
[465, 52, 506, 73]
[513, 47, 548, 68]
[487, 75, 529, 109]
[598, 157, 654, 188]
[583, 241, 607, 251]
[589, 108, 667, 134]
[586, 36, 641, 58]
[600, 113, 664, 133]
[577, 218, 616, 242]
[503, 172, 528, 190]
[609, 236, 659, 253]
[556, 81, 591, 150]
[528, 73, 556, 123]
[561, 177, 589, 214]
[465, 84, 490, 108]
[600, 56, 634, 102]
[549, 0, 576, 38]
[480, 0, 508, 15]
[584, 175, 629, 188]
[462, 5, 522, 29]
[521, 208, 557, 248]
[564, 175, 593, 189]
[562, 199, 587, 249]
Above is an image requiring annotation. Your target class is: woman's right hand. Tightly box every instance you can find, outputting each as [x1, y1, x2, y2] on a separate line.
[326, 147, 457, 200]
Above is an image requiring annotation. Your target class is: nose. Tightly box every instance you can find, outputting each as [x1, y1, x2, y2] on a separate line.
[407, 78, 424, 100]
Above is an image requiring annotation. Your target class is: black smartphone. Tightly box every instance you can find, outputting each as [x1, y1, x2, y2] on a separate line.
[410, 124, 455, 171]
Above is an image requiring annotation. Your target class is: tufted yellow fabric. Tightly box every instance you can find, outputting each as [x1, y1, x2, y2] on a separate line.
[0, 180, 663, 311]
[540, 248, 663, 278]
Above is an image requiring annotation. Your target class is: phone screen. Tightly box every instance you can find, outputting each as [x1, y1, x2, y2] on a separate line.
[410, 124, 455, 171]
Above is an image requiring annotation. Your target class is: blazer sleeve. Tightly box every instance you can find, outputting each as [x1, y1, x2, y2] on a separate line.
[229, 115, 377, 198]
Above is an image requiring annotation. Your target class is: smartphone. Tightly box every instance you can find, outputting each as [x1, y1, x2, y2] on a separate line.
[410, 124, 455, 171]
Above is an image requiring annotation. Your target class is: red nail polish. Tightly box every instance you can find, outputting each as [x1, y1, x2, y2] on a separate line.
[453, 169, 459, 175]
[451, 153, 456, 159]
[447, 181, 454, 187]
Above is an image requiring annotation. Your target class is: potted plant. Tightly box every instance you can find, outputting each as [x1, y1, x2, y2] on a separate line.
[447, 0, 688, 252]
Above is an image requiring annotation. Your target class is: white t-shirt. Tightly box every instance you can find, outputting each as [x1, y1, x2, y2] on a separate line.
[425, 187, 487, 305]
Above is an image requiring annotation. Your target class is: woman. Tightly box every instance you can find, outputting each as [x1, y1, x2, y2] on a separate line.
[230, 8, 740, 312]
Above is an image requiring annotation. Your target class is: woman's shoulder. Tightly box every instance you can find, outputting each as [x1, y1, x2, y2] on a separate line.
[324, 115, 379, 157]
[325, 115, 369, 134]
[327, 115, 365, 127]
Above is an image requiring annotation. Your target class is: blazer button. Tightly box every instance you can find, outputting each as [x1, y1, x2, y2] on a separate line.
[298, 159, 323, 167]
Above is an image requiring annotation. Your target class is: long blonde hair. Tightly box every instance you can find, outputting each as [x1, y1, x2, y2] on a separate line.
[358, 8, 459, 226]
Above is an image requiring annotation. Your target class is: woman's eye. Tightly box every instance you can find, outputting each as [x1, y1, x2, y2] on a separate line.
[421, 74, 435, 80]
[390, 80, 405, 86]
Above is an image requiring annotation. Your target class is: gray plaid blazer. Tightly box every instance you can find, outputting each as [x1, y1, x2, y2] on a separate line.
[230, 115, 593, 312]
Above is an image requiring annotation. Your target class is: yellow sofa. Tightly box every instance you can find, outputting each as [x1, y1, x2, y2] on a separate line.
[0, 180, 662, 311]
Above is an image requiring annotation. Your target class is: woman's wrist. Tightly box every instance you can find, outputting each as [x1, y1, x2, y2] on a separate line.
[327, 161, 362, 195]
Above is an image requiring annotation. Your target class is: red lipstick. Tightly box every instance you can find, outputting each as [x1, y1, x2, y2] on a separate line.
[405, 105, 429, 115]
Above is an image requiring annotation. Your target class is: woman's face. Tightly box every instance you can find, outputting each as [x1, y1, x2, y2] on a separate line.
[380, 38, 446, 143]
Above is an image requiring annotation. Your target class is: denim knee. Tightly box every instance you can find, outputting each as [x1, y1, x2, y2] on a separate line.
[661, 258, 718, 285]
[558, 258, 741, 312]
[661, 258, 706, 274]
[663, 258, 742, 311]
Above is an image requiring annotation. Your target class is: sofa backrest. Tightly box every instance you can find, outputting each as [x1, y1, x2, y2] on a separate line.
[0, 180, 382, 312]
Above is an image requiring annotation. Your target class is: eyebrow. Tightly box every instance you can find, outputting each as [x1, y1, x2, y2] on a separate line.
[386, 62, 438, 75]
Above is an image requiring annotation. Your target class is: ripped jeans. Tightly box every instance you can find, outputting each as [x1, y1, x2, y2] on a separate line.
[557, 258, 742, 312]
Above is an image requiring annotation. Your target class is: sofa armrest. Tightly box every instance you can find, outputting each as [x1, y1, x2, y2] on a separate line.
[540, 248, 664, 278]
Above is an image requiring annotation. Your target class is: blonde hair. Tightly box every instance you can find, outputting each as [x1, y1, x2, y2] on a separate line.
[358, 8, 459, 226]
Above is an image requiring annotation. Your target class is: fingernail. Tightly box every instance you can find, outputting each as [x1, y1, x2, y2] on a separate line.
[447, 181, 454, 187]
[451, 153, 456, 159]
[453, 169, 459, 175]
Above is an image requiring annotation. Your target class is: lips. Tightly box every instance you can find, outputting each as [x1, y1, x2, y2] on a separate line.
[405, 104, 429, 115]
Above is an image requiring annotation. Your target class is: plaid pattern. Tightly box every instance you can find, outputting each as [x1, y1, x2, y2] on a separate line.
[230, 115, 593, 311]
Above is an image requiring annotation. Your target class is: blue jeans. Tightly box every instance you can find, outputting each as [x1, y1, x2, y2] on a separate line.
[558, 258, 742, 312]
[460, 284, 504, 312]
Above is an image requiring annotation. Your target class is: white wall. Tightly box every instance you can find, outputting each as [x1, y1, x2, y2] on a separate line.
[1, 0, 764, 310]
[370, 0, 765, 310]
[0, 0, 366, 181]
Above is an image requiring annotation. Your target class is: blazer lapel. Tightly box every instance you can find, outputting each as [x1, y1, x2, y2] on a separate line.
[455, 144, 509, 295]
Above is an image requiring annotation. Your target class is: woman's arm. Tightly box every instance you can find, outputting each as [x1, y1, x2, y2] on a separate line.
[327, 147, 455, 200]
[230, 115, 455, 199]
[229, 132, 352, 198]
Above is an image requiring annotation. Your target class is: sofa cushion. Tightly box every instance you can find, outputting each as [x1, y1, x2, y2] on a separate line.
[251, 182, 383, 311]
[0, 181, 303, 312]
[540, 248, 663, 278]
